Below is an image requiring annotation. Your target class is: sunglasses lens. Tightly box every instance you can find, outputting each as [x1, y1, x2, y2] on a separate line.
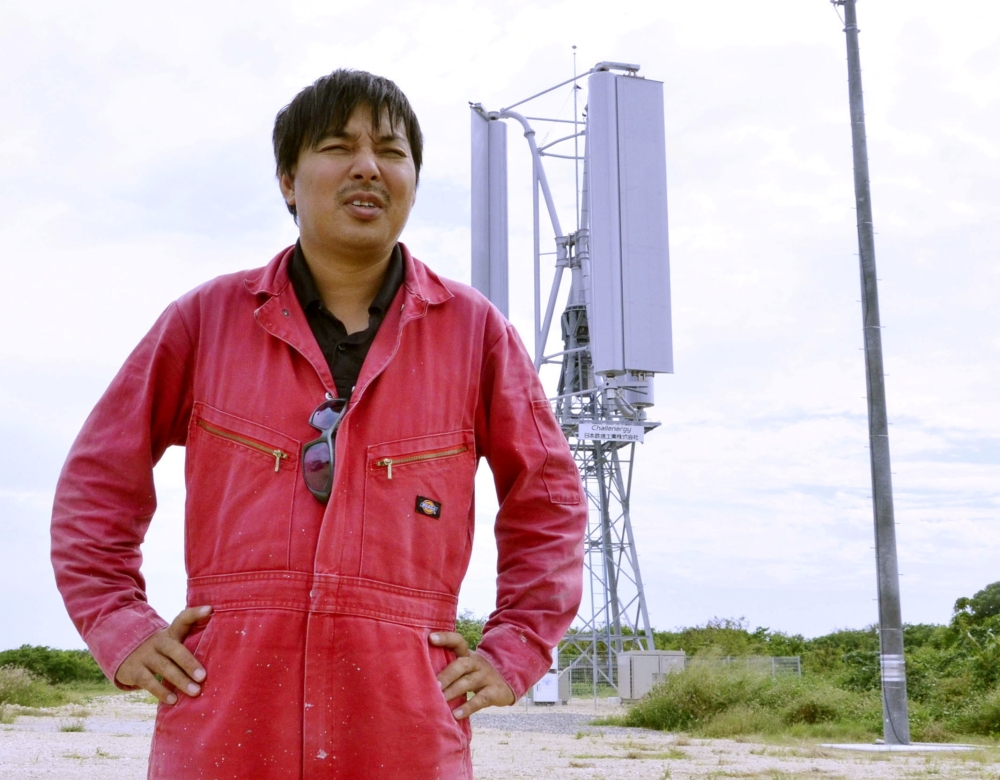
[302, 440, 333, 494]
[311, 400, 345, 430]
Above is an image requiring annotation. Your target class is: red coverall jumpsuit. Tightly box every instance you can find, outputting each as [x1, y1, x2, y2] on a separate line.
[51, 244, 586, 779]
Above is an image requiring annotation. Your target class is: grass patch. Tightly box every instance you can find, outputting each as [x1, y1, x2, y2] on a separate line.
[0, 665, 117, 711]
[60, 719, 86, 732]
[951, 688, 1000, 736]
[698, 705, 784, 738]
[0, 666, 61, 707]
[608, 658, 1000, 744]
[621, 664, 883, 740]
[624, 749, 688, 759]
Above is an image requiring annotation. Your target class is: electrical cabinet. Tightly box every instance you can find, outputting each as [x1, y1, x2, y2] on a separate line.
[617, 650, 685, 701]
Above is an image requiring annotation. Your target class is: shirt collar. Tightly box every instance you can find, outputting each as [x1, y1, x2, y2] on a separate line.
[288, 241, 404, 317]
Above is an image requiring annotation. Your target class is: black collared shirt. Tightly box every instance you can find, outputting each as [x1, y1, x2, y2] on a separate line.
[288, 242, 405, 401]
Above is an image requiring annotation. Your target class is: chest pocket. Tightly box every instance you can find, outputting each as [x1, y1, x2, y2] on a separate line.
[185, 402, 302, 576]
[360, 429, 477, 593]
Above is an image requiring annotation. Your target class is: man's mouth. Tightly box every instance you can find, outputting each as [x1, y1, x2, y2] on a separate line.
[342, 188, 387, 210]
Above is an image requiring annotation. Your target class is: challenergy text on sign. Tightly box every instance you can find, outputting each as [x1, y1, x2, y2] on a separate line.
[577, 422, 645, 443]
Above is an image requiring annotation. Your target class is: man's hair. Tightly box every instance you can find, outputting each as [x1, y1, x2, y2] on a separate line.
[273, 69, 423, 217]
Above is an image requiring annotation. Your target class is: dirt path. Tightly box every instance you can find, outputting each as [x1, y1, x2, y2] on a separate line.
[2, 695, 997, 779]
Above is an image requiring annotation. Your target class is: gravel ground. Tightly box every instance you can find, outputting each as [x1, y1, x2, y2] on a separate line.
[2, 694, 999, 779]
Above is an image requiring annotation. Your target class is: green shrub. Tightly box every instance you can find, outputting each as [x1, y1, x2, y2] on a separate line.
[455, 612, 485, 651]
[904, 623, 952, 650]
[0, 665, 64, 707]
[951, 688, 1000, 736]
[912, 719, 958, 743]
[838, 650, 881, 692]
[0, 646, 105, 685]
[653, 617, 809, 658]
[954, 581, 1000, 624]
[622, 663, 881, 738]
[623, 664, 733, 731]
[779, 685, 853, 725]
[0, 665, 37, 704]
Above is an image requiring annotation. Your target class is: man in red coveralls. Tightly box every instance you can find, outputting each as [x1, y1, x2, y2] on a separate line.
[52, 69, 586, 778]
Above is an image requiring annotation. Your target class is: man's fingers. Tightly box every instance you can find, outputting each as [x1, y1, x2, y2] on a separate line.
[436, 655, 478, 698]
[429, 631, 469, 656]
[429, 633, 515, 718]
[433, 648, 517, 719]
[168, 605, 213, 642]
[115, 606, 213, 702]
[155, 631, 207, 684]
[130, 667, 179, 705]
[452, 683, 505, 719]
[117, 647, 192, 705]
[165, 606, 211, 683]
[147, 650, 203, 698]
[431, 632, 472, 693]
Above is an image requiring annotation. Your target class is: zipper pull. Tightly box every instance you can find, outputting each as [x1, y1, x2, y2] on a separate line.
[273, 450, 288, 472]
[376, 458, 394, 479]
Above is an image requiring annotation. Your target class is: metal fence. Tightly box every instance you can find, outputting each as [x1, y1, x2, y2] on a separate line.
[553, 651, 802, 698]
[684, 655, 802, 678]
[556, 647, 618, 696]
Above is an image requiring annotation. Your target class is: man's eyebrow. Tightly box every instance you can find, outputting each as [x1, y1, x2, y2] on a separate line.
[317, 129, 406, 144]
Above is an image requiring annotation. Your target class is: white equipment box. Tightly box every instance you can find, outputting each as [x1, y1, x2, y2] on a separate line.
[618, 650, 685, 701]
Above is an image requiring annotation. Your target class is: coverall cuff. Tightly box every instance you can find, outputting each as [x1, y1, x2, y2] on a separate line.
[85, 604, 169, 687]
[475, 624, 551, 701]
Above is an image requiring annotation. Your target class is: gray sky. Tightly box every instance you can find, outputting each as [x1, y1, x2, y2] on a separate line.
[2, 0, 998, 651]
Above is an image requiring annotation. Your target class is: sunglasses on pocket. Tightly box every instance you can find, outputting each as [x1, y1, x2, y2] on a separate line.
[302, 398, 347, 503]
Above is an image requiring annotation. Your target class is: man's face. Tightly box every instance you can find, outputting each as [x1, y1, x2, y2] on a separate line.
[279, 106, 417, 265]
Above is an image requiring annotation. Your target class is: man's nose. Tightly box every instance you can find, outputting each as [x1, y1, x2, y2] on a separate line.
[350, 148, 380, 180]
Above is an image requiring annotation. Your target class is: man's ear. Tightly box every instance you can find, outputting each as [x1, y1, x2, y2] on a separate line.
[278, 170, 296, 210]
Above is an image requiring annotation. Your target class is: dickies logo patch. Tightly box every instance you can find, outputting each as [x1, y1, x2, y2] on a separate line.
[415, 496, 442, 518]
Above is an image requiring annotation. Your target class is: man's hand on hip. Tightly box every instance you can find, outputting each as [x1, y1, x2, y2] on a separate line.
[430, 631, 515, 719]
[115, 605, 212, 705]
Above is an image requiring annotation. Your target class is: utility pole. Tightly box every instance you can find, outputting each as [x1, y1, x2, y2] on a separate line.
[834, 0, 910, 745]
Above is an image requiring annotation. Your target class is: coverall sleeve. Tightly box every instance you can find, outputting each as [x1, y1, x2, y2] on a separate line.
[473, 321, 586, 699]
[51, 302, 195, 683]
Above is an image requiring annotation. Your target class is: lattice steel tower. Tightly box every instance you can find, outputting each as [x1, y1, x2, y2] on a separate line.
[471, 61, 673, 691]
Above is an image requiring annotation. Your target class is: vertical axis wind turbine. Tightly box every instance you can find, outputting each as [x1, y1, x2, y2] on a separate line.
[470, 61, 674, 691]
